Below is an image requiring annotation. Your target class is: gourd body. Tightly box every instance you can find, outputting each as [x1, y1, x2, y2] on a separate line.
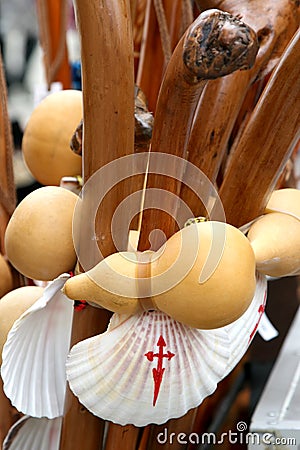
[248, 212, 300, 277]
[22, 90, 82, 186]
[5, 186, 78, 281]
[64, 222, 257, 329]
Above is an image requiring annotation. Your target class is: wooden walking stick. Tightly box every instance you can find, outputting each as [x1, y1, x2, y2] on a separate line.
[132, 0, 148, 76]
[36, 0, 71, 89]
[136, 0, 186, 113]
[187, 0, 300, 194]
[195, 0, 300, 60]
[0, 58, 16, 254]
[136, 10, 258, 450]
[180, 45, 274, 208]
[219, 27, 300, 228]
[0, 52, 19, 448]
[138, 9, 258, 251]
[186, 29, 300, 444]
[59, 1, 136, 449]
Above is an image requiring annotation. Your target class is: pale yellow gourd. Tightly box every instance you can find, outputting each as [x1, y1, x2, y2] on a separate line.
[22, 90, 82, 186]
[265, 188, 300, 218]
[248, 212, 300, 277]
[0, 254, 13, 298]
[0, 286, 43, 364]
[5, 186, 78, 281]
[63, 221, 257, 329]
[151, 221, 256, 329]
[64, 251, 142, 315]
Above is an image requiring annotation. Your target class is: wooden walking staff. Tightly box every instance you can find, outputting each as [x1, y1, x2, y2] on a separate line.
[0, 58, 16, 255]
[181, 26, 300, 446]
[188, 0, 300, 184]
[0, 52, 19, 448]
[136, 0, 186, 113]
[59, 1, 136, 449]
[137, 11, 258, 450]
[36, 0, 71, 89]
[138, 9, 258, 251]
[180, 39, 275, 196]
[179, 0, 300, 218]
[219, 27, 300, 228]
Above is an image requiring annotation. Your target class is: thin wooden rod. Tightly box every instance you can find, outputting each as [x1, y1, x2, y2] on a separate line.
[0, 51, 18, 449]
[59, 1, 135, 449]
[0, 55, 16, 254]
[36, 0, 71, 89]
[136, 0, 183, 113]
[219, 28, 300, 227]
[138, 10, 258, 251]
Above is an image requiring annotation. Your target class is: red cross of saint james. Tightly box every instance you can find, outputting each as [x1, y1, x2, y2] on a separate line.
[145, 335, 175, 406]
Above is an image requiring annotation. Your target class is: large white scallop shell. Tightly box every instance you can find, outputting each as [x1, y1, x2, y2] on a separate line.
[1, 274, 73, 418]
[3, 416, 62, 450]
[66, 273, 267, 426]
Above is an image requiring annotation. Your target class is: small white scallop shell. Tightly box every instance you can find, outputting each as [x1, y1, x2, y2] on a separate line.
[3, 416, 62, 450]
[66, 273, 267, 427]
[1, 274, 73, 418]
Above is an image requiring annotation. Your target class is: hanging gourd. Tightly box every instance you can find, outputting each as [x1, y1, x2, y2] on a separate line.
[22, 90, 82, 186]
[5, 186, 78, 281]
[248, 188, 300, 277]
[64, 221, 257, 329]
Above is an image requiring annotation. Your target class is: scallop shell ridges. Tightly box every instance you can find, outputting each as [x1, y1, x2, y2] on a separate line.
[3, 416, 62, 450]
[1, 275, 73, 418]
[66, 273, 267, 426]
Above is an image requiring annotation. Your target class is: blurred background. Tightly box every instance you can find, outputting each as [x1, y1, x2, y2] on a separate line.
[0, 0, 80, 200]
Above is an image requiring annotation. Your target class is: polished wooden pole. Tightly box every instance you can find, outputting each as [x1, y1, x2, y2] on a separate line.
[136, 0, 184, 113]
[36, 0, 71, 89]
[220, 28, 300, 227]
[138, 9, 258, 250]
[0, 55, 16, 254]
[59, 1, 135, 449]
[182, 0, 300, 218]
